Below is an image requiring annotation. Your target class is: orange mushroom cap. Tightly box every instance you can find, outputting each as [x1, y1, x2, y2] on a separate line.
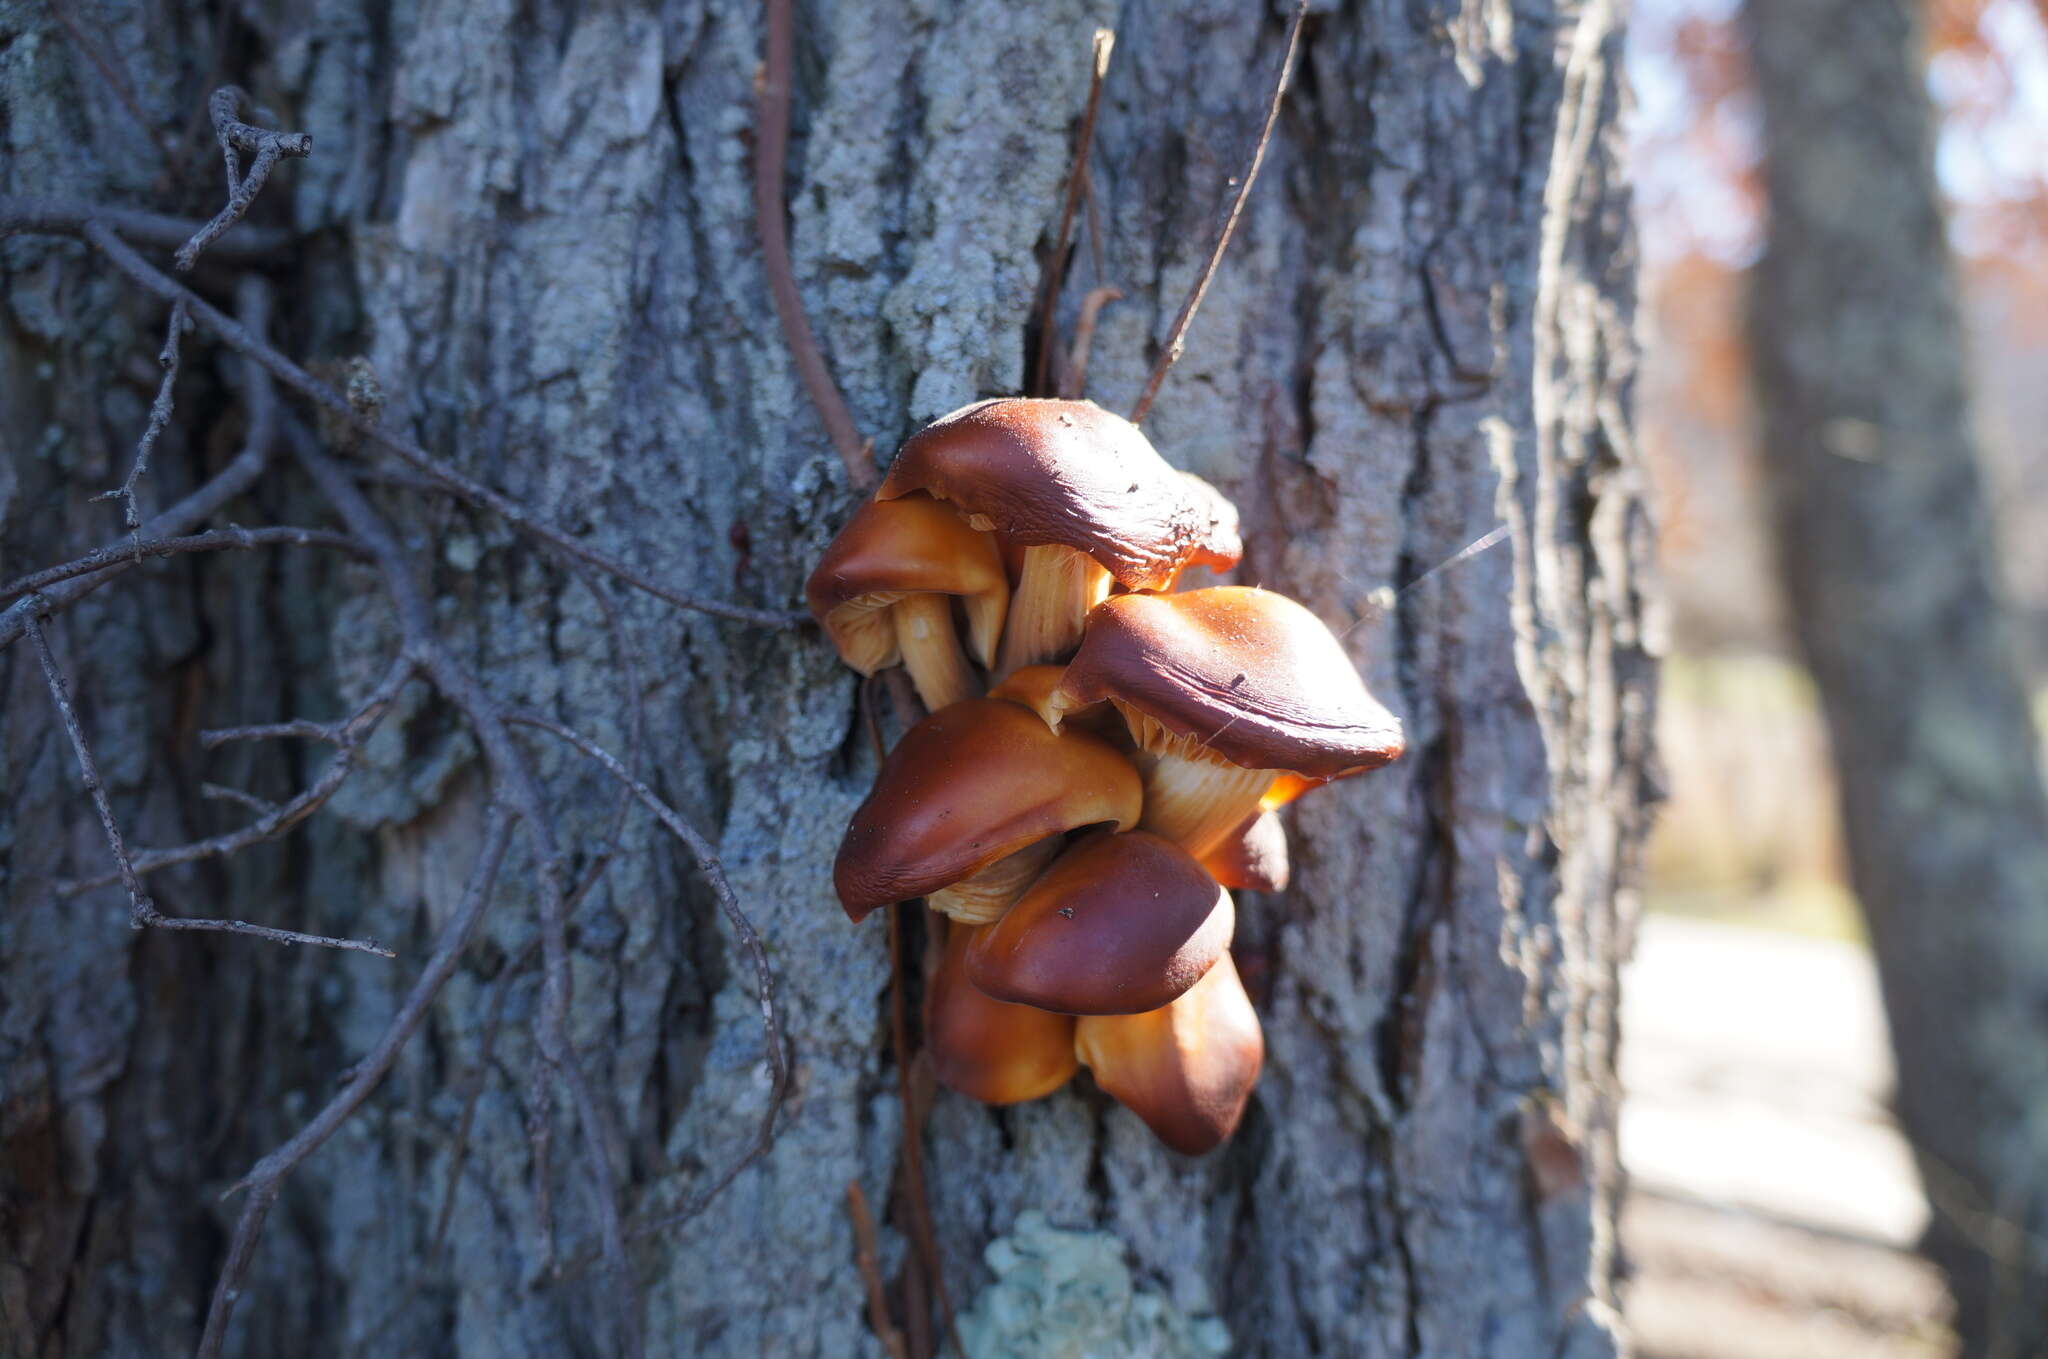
[1074, 951, 1264, 1155]
[1199, 810, 1290, 893]
[1052, 586, 1405, 782]
[804, 494, 1008, 670]
[928, 923, 1078, 1105]
[965, 831, 1234, 1015]
[876, 398, 1241, 591]
[833, 699, 1142, 922]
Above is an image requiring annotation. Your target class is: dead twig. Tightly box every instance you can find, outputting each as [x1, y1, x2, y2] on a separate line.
[0, 198, 289, 257]
[887, 903, 960, 1358]
[92, 297, 189, 535]
[755, 0, 873, 490]
[194, 806, 516, 1359]
[175, 86, 311, 271]
[1128, 0, 1308, 425]
[1034, 29, 1116, 397]
[1, 525, 362, 606]
[1060, 286, 1124, 400]
[849, 1181, 912, 1359]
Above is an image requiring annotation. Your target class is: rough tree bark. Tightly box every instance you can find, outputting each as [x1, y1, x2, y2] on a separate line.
[1742, 1, 2048, 1352]
[0, 1, 1650, 1355]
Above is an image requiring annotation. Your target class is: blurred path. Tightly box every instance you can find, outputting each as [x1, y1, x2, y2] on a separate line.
[1619, 915, 1954, 1357]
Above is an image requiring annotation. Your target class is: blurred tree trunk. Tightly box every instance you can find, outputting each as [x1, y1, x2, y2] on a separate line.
[0, 0, 1649, 1355]
[1741, 0, 2048, 1351]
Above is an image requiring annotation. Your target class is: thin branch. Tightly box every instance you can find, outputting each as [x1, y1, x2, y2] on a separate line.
[59, 654, 416, 893]
[1, 525, 361, 607]
[194, 806, 516, 1359]
[888, 904, 959, 1357]
[69, 222, 804, 628]
[198, 782, 281, 817]
[175, 86, 312, 271]
[0, 198, 289, 257]
[1034, 29, 1116, 397]
[141, 911, 395, 957]
[1128, 0, 1308, 425]
[0, 273, 282, 651]
[755, 0, 873, 490]
[849, 1181, 912, 1359]
[92, 296, 190, 533]
[1059, 286, 1124, 400]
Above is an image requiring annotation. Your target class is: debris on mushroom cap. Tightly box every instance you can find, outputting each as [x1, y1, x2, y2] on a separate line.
[1074, 951, 1264, 1155]
[805, 494, 1009, 681]
[929, 923, 1078, 1105]
[876, 398, 1242, 591]
[833, 698, 1142, 922]
[1051, 586, 1405, 781]
[966, 830, 1234, 1015]
[1199, 810, 1290, 893]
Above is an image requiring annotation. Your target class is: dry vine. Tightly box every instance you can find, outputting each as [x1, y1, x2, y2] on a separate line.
[3, 74, 790, 1359]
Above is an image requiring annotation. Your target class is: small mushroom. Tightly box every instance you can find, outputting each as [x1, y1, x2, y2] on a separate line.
[928, 923, 1078, 1104]
[1074, 951, 1264, 1155]
[877, 398, 1241, 675]
[1199, 810, 1290, 893]
[965, 830, 1234, 1015]
[806, 494, 1008, 711]
[1048, 586, 1404, 859]
[834, 698, 1142, 925]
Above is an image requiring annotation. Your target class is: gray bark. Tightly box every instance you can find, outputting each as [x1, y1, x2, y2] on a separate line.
[1741, 1, 2048, 1352]
[0, 1, 1649, 1355]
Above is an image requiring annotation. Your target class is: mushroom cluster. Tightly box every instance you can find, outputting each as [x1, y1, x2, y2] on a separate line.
[807, 398, 1405, 1154]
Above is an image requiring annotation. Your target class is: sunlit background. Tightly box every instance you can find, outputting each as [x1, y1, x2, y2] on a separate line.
[1623, 2, 2048, 1353]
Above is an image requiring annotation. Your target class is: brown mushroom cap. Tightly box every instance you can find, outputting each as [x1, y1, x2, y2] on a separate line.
[833, 699, 1142, 922]
[965, 831, 1234, 1015]
[928, 923, 1078, 1105]
[876, 398, 1242, 591]
[1074, 950, 1264, 1155]
[1052, 586, 1405, 781]
[1200, 810, 1290, 893]
[804, 494, 1008, 670]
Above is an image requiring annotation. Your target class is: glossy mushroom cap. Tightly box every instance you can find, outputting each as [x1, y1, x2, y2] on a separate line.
[833, 699, 1142, 922]
[1052, 587, 1405, 781]
[928, 924, 1078, 1105]
[1074, 951, 1264, 1155]
[988, 664, 1126, 743]
[1200, 811, 1290, 893]
[966, 831, 1234, 1015]
[805, 495, 1008, 669]
[876, 398, 1242, 590]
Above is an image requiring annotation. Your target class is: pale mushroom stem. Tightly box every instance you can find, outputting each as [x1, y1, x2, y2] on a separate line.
[996, 545, 1112, 676]
[925, 838, 1061, 925]
[1138, 754, 1276, 861]
[893, 593, 980, 711]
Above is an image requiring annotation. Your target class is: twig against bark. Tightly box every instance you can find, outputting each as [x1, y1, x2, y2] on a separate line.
[92, 296, 190, 534]
[1128, 0, 1307, 425]
[1, 526, 361, 606]
[886, 904, 960, 1358]
[755, 0, 873, 490]
[60, 654, 416, 893]
[194, 806, 516, 1359]
[67, 221, 804, 628]
[0, 198, 289, 257]
[849, 1181, 912, 1359]
[1060, 286, 1123, 400]
[1035, 29, 1116, 397]
[175, 86, 311, 271]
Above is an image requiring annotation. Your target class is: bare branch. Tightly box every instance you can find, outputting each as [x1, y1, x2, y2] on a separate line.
[0, 198, 290, 257]
[1034, 29, 1115, 397]
[76, 223, 804, 628]
[175, 87, 312, 271]
[1, 526, 361, 607]
[142, 911, 395, 957]
[1059, 286, 1124, 400]
[1128, 0, 1307, 425]
[849, 1181, 912, 1359]
[92, 296, 190, 533]
[756, 0, 873, 490]
[195, 806, 516, 1359]
[198, 782, 282, 817]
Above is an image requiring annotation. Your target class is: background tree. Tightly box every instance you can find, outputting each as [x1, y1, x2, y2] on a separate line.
[1743, 0, 2048, 1351]
[0, 0, 1650, 1354]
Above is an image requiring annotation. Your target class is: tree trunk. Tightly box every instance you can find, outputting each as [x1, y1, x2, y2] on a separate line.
[0, 1, 1650, 1355]
[1742, 1, 2048, 1351]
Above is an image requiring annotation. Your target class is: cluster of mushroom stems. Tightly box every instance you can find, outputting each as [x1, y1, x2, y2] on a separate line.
[809, 398, 1404, 1154]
